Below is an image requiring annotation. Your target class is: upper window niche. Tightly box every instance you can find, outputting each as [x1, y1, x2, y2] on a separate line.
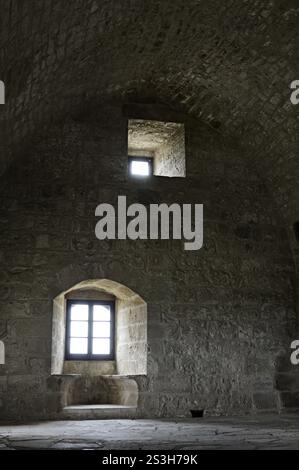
[127, 119, 186, 178]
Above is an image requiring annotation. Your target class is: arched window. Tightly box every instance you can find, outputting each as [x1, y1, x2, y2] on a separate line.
[51, 279, 147, 377]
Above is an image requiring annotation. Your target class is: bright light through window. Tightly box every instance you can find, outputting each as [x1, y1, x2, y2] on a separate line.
[66, 301, 115, 359]
[129, 158, 152, 176]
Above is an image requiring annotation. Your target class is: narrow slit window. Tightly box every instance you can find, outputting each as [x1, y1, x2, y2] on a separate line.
[65, 300, 115, 360]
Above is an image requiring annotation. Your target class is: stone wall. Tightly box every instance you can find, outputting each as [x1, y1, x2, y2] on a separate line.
[155, 126, 185, 177]
[117, 299, 147, 376]
[0, 103, 296, 420]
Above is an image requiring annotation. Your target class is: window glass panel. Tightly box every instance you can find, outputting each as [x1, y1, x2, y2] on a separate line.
[70, 304, 88, 321]
[131, 160, 150, 176]
[93, 305, 110, 321]
[92, 338, 110, 355]
[70, 337, 88, 354]
[70, 321, 88, 338]
[67, 301, 114, 358]
[93, 321, 110, 338]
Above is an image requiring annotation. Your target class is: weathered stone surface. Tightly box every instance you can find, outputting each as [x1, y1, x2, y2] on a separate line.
[1, 416, 299, 450]
[0, 104, 297, 420]
[0, 1, 299, 421]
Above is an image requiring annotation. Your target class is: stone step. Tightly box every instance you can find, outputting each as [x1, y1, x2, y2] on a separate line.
[62, 404, 137, 420]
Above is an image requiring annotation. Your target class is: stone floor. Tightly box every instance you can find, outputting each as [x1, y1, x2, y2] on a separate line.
[0, 415, 299, 450]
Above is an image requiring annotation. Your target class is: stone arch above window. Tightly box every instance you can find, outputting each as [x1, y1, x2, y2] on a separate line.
[51, 279, 147, 377]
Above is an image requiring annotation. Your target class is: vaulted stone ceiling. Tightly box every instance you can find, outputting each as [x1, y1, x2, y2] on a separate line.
[0, 0, 298, 222]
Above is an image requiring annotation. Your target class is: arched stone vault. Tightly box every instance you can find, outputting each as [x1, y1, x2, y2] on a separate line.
[0, 0, 298, 228]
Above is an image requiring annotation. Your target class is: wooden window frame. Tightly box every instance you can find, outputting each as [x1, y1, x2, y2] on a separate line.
[65, 299, 115, 361]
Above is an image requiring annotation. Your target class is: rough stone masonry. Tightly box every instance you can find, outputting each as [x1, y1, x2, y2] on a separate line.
[0, 0, 298, 421]
[0, 103, 297, 420]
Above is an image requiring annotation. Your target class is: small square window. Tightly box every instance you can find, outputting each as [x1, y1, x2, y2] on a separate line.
[128, 157, 153, 177]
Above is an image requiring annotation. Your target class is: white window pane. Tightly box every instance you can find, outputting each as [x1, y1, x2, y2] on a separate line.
[70, 337, 88, 354]
[92, 338, 110, 355]
[70, 321, 88, 338]
[93, 321, 110, 338]
[131, 160, 150, 176]
[93, 305, 110, 321]
[70, 304, 88, 321]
